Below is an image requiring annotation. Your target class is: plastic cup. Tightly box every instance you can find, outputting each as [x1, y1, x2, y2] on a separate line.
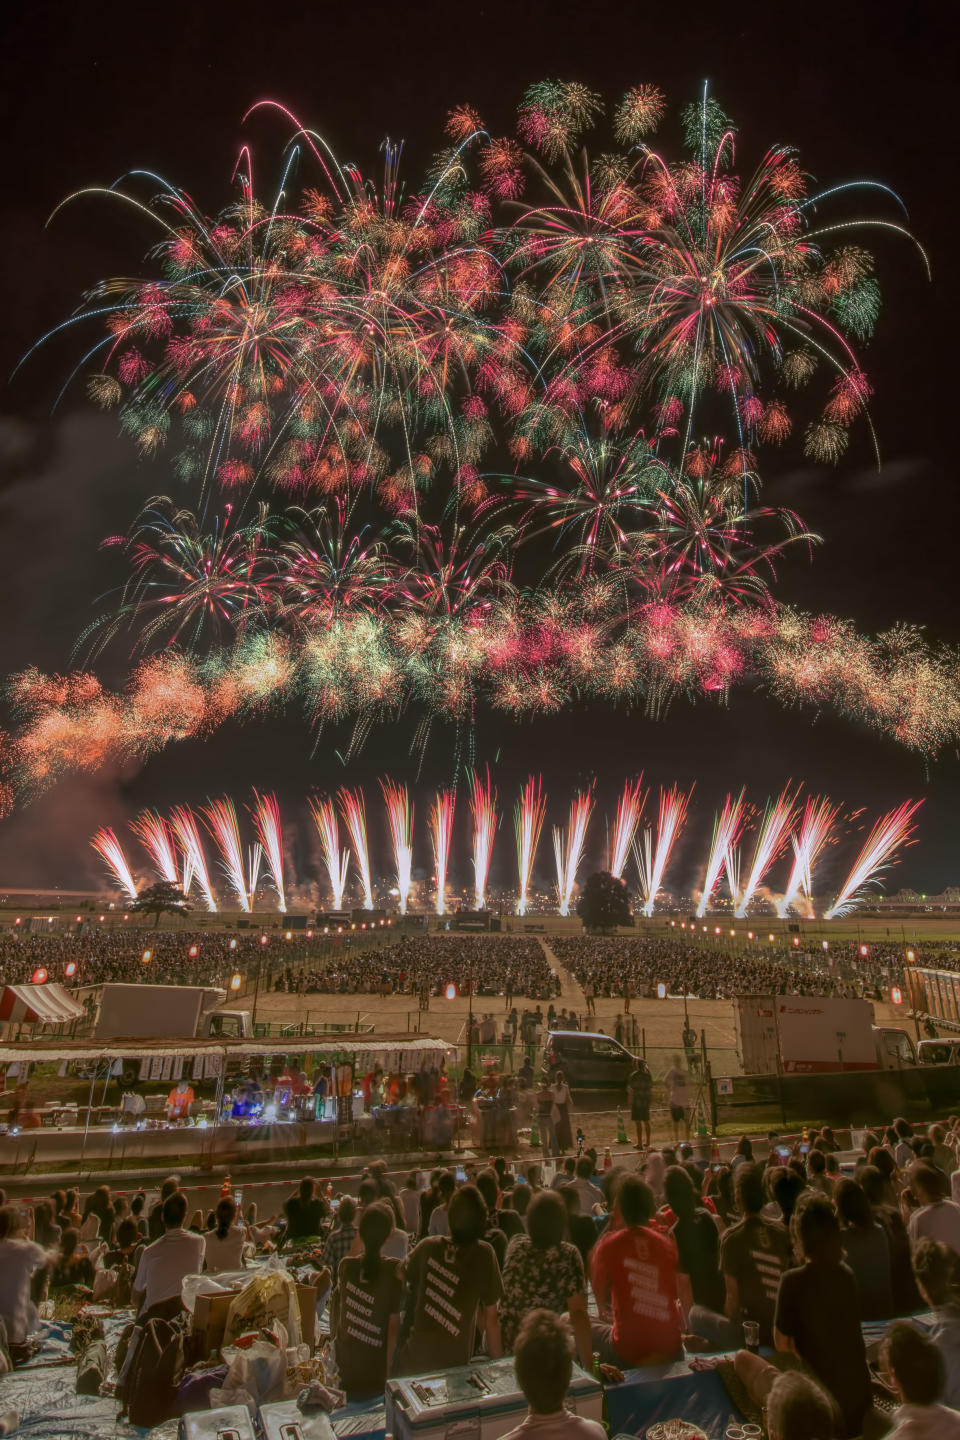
[741, 1428, 762, 1438]
[743, 1320, 760, 1351]
[725, 1428, 745, 1440]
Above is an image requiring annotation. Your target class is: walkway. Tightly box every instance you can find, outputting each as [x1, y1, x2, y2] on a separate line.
[539, 936, 587, 1010]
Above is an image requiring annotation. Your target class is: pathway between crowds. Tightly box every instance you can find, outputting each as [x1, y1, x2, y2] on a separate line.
[538, 936, 586, 1010]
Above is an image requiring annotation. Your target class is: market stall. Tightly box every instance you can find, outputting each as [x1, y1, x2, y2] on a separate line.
[0, 1033, 456, 1174]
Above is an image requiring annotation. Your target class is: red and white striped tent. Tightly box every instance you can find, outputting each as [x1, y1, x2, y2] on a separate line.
[0, 982, 84, 1031]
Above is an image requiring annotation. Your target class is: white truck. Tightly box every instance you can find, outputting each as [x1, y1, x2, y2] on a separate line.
[734, 995, 916, 1075]
[91, 983, 252, 1041]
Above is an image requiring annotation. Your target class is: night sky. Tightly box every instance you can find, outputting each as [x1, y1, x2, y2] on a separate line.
[0, 1, 955, 895]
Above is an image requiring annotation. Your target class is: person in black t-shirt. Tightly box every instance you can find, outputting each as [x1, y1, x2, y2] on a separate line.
[689, 1162, 791, 1351]
[736, 1193, 871, 1439]
[283, 1176, 329, 1241]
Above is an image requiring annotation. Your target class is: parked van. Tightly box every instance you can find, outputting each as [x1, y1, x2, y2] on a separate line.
[542, 1030, 636, 1088]
[917, 1037, 960, 1066]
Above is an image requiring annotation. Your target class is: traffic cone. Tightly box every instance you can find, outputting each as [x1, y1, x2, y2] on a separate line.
[603, 1146, 612, 1169]
[616, 1106, 628, 1145]
[220, 1173, 232, 1198]
[530, 1112, 540, 1147]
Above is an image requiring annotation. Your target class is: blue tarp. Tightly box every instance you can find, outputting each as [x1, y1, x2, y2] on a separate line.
[606, 1361, 744, 1437]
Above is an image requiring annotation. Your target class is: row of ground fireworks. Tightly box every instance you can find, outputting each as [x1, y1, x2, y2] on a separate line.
[92, 777, 920, 920]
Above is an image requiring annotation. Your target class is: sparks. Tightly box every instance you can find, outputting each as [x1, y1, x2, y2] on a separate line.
[90, 826, 138, 901]
[309, 796, 349, 909]
[825, 799, 922, 918]
[202, 796, 251, 911]
[634, 783, 692, 917]
[470, 766, 498, 910]
[515, 774, 547, 916]
[339, 786, 373, 910]
[382, 778, 414, 915]
[735, 785, 801, 916]
[553, 787, 594, 916]
[777, 795, 839, 917]
[428, 788, 456, 916]
[250, 790, 286, 912]
[696, 790, 745, 917]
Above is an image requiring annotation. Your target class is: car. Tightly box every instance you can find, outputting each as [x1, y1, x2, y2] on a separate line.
[542, 1029, 637, 1088]
[917, 1037, 960, 1066]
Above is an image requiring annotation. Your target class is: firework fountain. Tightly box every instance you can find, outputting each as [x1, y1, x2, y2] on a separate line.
[250, 791, 286, 911]
[553, 788, 594, 916]
[91, 827, 138, 901]
[130, 810, 179, 885]
[610, 777, 646, 880]
[309, 796, 349, 909]
[470, 768, 498, 910]
[339, 787, 373, 910]
[428, 789, 456, 916]
[515, 775, 547, 917]
[202, 797, 251, 910]
[734, 786, 800, 917]
[777, 796, 839, 917]
[170, 806, 217, 911]
[825, 800, 922, 918]
[696, 791, 745, 918]
[633, 784, 692, 917]
[382, 779, 414, 915]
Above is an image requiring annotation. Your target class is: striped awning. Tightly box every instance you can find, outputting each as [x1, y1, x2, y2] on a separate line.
[0, 983, 85, 1027]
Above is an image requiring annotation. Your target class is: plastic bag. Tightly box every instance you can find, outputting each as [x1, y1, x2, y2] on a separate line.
[213, 1326, 289, 1408]
[180, 1272, 229, 1316]
[223, 1268, 300, 1347]
[92, 1267, 116, 1303]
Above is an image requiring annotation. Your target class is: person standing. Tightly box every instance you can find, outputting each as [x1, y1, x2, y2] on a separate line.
[551, 1071, 573, 1156]
[628, 1058, 652, 1150]
[663, 1056, 689, 1142]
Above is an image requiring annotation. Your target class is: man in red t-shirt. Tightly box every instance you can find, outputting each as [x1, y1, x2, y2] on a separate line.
[590, 1175, 682, 1367]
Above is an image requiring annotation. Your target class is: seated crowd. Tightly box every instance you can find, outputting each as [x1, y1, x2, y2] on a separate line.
[553, 935, 914, 1004]
[4, 1116, 960, 1435]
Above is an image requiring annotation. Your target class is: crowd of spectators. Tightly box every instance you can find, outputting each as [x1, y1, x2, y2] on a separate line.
[6, 1116, 960, 1434]
[552, 935, 928, 1003]
[0, 928, 558, 1002]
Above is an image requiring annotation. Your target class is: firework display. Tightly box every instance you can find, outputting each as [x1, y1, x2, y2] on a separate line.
[734, 786, 800, 917]
[470, 767, 498, 910]
[202, 796, 252, 910]
[553, 788, 594, 916]
[777, 795, 839, 918]
[129, 809, 179, 885]
[90, 778, 920, 917]
[250, 790, 286, 911]
[697, 790, 746, 918]
[90, 826, 138, 901]
[169, 805, 217, 911]
[610, 777, 646, 879]
[309, 796, 349, 909]
[3, 81, 946, 810]
[515, 774, 547, 917]
[339, 786, 374, 911]
[634, 783, 692, 917]
[428, 788, 456, 916]
[824, 800, 921, 919]
[382, 778, 414, 915]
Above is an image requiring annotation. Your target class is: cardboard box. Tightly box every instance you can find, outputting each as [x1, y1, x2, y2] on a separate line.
[191, 1288, 235, 1359]
[192, 1277, 317, 1357]
[296, 1281, 318, 1350]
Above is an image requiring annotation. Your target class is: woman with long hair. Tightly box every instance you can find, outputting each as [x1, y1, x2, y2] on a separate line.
[333, 1202, 404, 1399]
[50, 1229, 94, 1291]
[203, 1197, 246, 1273]
[665, 1165, 724, 1325]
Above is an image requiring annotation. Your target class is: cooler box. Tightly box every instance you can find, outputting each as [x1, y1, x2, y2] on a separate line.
[179, 1405, 257, 1440]
[386, 1357, 602, 1440]
[260, 1399, 338, 1440]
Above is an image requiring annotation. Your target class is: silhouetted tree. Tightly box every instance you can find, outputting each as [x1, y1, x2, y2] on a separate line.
[131, 881, 191, 928]
[577, 870, 633, 932]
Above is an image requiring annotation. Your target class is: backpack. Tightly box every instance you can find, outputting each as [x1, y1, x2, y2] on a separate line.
[118, 1314, 186, 1427]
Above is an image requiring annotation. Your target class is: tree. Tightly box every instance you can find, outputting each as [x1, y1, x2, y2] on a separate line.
[576, 870, 633, 932]
[131, 881, 191, 928]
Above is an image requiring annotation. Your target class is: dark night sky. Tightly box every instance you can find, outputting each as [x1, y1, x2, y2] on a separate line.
[0, 0, 955, 895]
